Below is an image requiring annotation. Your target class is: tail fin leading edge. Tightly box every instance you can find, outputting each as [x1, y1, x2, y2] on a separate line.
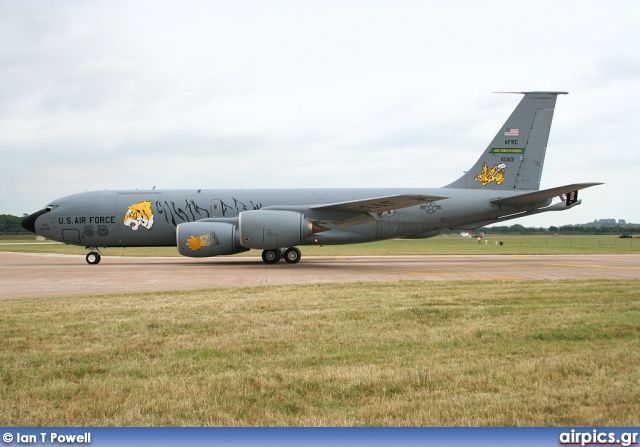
[445, 91, 568, 191]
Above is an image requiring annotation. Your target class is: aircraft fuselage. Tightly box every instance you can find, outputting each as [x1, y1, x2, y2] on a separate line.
[27, 187, 542, 249]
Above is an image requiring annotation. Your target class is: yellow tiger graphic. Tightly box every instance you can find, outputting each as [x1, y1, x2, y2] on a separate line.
[474, 163, 506, 186]
[186, 232, 219, 251]
[124, 201, 154, 230]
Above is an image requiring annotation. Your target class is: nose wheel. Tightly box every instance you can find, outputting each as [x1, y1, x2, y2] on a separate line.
[85, 248, 103, 265]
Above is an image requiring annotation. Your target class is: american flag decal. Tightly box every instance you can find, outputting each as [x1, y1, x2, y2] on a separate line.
[504, 128, 519, 136]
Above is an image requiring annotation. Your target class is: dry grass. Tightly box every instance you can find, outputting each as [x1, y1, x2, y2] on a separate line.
[0, 280, 638, 426]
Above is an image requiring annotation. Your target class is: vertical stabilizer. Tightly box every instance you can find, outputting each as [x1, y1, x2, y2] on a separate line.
[445, 91, 567, 191]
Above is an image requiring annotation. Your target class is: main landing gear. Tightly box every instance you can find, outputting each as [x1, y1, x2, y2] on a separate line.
[261, 247, 301, 265]
[85, 248, 103, 265]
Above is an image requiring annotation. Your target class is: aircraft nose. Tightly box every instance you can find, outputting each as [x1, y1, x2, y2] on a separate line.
[21, 209, 50, 234]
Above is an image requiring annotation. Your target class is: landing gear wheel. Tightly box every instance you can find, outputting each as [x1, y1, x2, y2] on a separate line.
[284, 247, 301, 264]
[86, 252, 101, 265]
[261, 249, 281, 264]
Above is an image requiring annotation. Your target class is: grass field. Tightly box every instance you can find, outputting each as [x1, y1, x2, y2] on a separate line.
[1, 280, 638, 426]
[1, 234, 639, 256]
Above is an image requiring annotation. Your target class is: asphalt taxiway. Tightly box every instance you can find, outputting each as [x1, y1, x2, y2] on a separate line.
[2, 252, 639, 299]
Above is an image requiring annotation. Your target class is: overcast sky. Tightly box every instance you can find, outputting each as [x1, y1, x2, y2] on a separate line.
[2, 0, 639, 227]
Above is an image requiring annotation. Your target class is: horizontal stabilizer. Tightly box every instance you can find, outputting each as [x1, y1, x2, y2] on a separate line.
[490, 183, 602, 206]
[309, 194, 447, 213]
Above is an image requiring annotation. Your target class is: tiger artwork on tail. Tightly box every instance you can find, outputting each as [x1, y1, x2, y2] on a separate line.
[474, 163, 506, 187]
[124, 201, 154, 230]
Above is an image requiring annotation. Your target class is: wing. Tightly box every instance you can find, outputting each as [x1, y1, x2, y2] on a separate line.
[309, 194, 447, 212]
[263, 194, 447, 227]
[490, 183, 602, 206]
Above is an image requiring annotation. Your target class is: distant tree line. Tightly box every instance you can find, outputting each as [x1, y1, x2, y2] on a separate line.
[0, 214, 27, 234]
[479, 218, 639, 235]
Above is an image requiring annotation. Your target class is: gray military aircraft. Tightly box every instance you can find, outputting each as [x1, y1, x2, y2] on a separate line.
[22, 91, 601, 265]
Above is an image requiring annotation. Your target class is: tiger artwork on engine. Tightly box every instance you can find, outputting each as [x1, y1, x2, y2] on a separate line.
[186, 232, 219, 251]
[124, 201, 154, 230]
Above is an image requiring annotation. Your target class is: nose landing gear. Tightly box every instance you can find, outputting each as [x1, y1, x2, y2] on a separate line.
[85, 248, 103, 265]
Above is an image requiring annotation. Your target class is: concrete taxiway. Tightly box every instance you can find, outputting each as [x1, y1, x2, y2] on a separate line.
[2, 252, 639, 299]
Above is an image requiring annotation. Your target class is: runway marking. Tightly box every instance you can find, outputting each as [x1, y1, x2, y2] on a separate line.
[543, 263, 640, 271]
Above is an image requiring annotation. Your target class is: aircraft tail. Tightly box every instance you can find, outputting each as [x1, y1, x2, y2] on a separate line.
[445, 91, 567, 191]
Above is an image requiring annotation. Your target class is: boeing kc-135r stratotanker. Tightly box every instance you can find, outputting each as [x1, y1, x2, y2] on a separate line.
[22, 92, 601, 265]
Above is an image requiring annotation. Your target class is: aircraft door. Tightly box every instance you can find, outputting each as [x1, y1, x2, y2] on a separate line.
[62, 229, 81, 245]
[211, 199, 221, 217]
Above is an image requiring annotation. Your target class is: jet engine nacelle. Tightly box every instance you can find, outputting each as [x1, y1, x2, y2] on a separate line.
[239, 210, 317, 249]
[176, 221, 248, 258]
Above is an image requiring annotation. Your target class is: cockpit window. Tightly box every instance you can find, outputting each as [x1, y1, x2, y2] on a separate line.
[45, 205, 60, 211]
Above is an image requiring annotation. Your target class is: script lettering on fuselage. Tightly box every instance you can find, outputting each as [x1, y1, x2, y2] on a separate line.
[60, 216, 116, 225]
[219, 198, 263, 217]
